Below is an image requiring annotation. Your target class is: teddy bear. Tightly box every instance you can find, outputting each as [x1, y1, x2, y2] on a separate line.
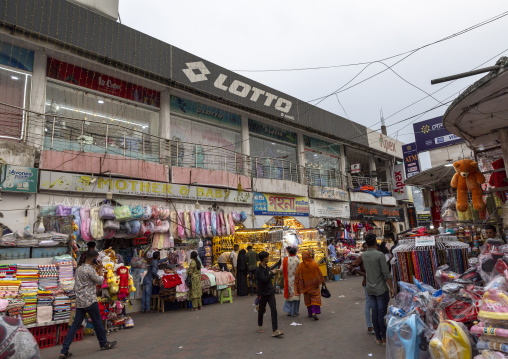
[451, 159, 486, 212]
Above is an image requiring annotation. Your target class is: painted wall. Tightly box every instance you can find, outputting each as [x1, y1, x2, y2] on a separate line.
[171, 167, 251, 191]
[0, 192, 36, 233]
[252, 178, 308, 197]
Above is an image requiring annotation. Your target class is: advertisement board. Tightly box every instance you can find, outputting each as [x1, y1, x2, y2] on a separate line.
[407, 207, 418, 229]
[39, 171, 251, 204]
[308, 186, 349, 201]
[0, 165, 38, 193]
[350, 202, 404, 222]
[392, 164, 409, 201]
[402, 142, 421, 178]
[47, 58, 160, 107]
[367, 130, 404, 159]
[309, 199, 350, 219]
[413, 116, 463, 153]
[253, 193, 309, 216]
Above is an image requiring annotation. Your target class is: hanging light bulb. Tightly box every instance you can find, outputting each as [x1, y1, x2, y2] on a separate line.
[106, 190, 113, 200]
[195, 200, 200, 209]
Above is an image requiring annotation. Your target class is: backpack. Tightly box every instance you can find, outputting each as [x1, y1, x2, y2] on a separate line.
[114, 205, 132, 221]
[130, 205, 144, 219]
[99, 204, 115, 220]
[141, 206, 152, 220]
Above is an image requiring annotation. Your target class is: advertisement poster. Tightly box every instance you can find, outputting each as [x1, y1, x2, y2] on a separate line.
[253, 193, 309, 216]
[413, 116, 463, 153]
[0, 165, 38, 193]
[402, 142, 421, 178]
[407, 207, 418, 229]
[39, 171, 252, 204]
[309, 199, 350, 219]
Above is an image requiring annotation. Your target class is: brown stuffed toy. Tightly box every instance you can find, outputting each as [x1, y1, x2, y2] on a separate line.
[450, 159, 486, 212]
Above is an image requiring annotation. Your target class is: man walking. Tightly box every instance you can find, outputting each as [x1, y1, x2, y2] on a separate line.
[256, 251, 284, 337]
[246, 245, 259, 295]
[362, 233, 394, 345]
[59, 250, 116, 358]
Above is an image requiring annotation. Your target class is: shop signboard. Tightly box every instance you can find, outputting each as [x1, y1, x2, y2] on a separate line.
[402, 142, 420, 178]
[351, 164, 361, 174]
[170, 95, 241, 129]
[0, 165, 38, 193]
[0, 43, 34, 72]
[350, 202, 404, 222]
[367, 130, 404, 159]
[46, 58, 161, 107]
[407, 207, 418, 229]
[39, 171, 252, 204]
[248, 119, 297, 144]
[309, 199, 350, 219]
[309, 186, 349, 202]
[417, 213, 432, 225]
[392, 164, 409, 201]
[413, 116, 463, 153]
[253, 193, 309, 217]
[415, 236, 436, 247]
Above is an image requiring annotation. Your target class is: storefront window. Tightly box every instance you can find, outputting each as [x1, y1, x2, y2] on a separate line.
[250, 137, 298, 181]
[304, 135, 341, 187]
[45, 82, 159, 162]
[0, 66, 31, 140]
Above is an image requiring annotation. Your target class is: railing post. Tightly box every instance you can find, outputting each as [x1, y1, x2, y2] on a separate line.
[123, 133, 126, 156]
[80, 122, 84, 152]
[255, 157, 258, 178]
[289, 162, 292, 182]
[105, 124, 109, 152]
[269, 159, 272, 179]
[224, 152, 227, 172]
[212, 148, 215, 171]
[282, 160, 285, 180]
[235, 153, 237, 173]
[50, 116, 55, 150]
[195, 144, 198, 168]
[142, 133, 145, 161]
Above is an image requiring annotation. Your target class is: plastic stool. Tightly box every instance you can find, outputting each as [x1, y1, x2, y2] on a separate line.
[220, 287, 233, 304]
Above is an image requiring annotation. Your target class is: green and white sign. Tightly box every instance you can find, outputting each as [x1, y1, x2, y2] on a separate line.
[0, 164, 38, 193]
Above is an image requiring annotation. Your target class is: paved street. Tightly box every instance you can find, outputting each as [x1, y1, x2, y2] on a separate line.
[42, 276, 386, 359]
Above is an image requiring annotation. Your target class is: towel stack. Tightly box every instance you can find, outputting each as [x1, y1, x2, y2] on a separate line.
[0, 280, 21, 301]
[53, 294, 71, 321]
[38, 264, 59, 290]
[16, 264, 40, 293]
[56, 261, 74, 290]
[0, 265, 16, 280]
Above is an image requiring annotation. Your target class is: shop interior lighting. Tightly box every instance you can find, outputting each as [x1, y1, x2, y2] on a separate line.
[445, 159, 454, 167]
[45, 102, 148, 129]
[97, 97, 105, 104]
[10, 76, 18, 80]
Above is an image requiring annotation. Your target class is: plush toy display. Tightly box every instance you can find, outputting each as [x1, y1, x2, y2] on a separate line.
[451, 159, 486, 212]
[103, 248, 118, 263]
[116, 266, 130, 300]
[489, 158, 507, 200]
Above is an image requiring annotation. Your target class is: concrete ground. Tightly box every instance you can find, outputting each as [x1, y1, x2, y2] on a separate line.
[42, 276, 387, 359]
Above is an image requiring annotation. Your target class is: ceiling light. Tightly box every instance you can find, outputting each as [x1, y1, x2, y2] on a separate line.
[98, 97, 104, 104]
[445, 163, 453, 167]
[10, 76, 18, 80]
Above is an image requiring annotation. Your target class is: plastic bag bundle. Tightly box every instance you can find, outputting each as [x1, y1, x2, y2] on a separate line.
[386, 314, 429, 359]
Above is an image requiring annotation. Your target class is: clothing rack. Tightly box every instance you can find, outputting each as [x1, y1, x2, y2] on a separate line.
[391, 235, 469, 292]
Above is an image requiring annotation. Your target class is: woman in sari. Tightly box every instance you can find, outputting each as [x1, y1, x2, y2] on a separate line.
[236, 249, 249, 296]
[295, 251, 324, 320]
[188, 251, 203, 311]
[283, 246, 301, 317]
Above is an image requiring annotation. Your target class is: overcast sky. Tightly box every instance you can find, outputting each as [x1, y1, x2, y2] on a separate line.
[119, 0, 507, 168]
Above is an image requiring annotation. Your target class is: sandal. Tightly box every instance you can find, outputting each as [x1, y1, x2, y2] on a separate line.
[100, 341, 117, 350]
[59, 353, 73, 359]
[257, 328, 264, 333]
[312, 315, 319, 321]
[272, 330, 284, 337]
[375, 339, 382, 345]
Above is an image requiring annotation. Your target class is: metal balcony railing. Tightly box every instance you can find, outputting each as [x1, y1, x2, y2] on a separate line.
[251, 157, 302, 183]
[349, 175, 393, 192]
[305, 168, 346, 190]
[42, 115, 249, 175]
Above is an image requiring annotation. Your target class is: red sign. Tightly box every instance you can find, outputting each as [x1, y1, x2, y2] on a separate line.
[47, 58, 160, 107]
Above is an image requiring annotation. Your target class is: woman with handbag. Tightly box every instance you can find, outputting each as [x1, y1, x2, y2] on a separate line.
[188, 251, 203, 311]
[294, 251, 325, 320]
[283, 247, 301, 317]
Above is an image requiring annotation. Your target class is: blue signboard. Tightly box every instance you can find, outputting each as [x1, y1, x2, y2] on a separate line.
[0, 43, 34, 72]
[248, 119, 297, 144]
[413, 116, 463, 153]
[402, 142, 420, 179]
[170, 95, 241, 128]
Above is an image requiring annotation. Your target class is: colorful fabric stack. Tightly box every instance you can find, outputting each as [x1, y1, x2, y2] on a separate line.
[16, 264, 39, 292]
[67, 290, 76, 311]
[56, 259, 74, 291]
[53, 293, 71, 321]
[38, 264, 59, 290]
[0, 280, 21, 301]
[0, 265, 16, 280]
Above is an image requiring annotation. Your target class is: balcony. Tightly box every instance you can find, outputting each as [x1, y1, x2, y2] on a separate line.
[251, 157, 302, 183]
[350, 175, 392, 192]
[306, 168, 346, 190]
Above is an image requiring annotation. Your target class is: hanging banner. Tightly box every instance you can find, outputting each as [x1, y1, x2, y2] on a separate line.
[309, 199, 350, 219]
[47, 58, 160, 107]
[253, 193, 309, 216]
[413, 116, 463, 153]
[392, 164, 409, 201]
[308, 186, 349, 201]
[402, 142, 421, 178]
[350, 202, 404, 222]
[39, 171, 251, 204]
[0, 164, 38, 193]
[407, 207, 418, 229]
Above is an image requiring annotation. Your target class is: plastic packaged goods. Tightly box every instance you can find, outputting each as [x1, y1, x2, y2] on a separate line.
[435, 265, 458, 288]
[473, 351, 508, 359]
[429, 320, 472, 359]
[386, 314, 430, 359]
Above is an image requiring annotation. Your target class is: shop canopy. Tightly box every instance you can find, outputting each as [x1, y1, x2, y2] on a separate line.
[405, 164, 456, 190]
[443, 56, 508, 150]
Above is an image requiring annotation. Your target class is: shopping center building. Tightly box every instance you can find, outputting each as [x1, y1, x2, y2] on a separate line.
[0, 0, 407, 240]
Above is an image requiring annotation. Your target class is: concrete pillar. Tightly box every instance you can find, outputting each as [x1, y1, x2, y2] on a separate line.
[297, 132, 306, 184]
[369, 154, 378, 188]
[27, 50, 47, 152]
[159, 90, 171, 166]
[499, 128, 508, 178]
[240, 115, 250, 176]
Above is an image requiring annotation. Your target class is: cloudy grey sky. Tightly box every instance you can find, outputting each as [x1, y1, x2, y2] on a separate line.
[119, 0, 507, 166]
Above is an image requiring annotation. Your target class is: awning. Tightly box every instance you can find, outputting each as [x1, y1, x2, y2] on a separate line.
[443, 56, 508, 149]
[405, 164, 455, 190]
